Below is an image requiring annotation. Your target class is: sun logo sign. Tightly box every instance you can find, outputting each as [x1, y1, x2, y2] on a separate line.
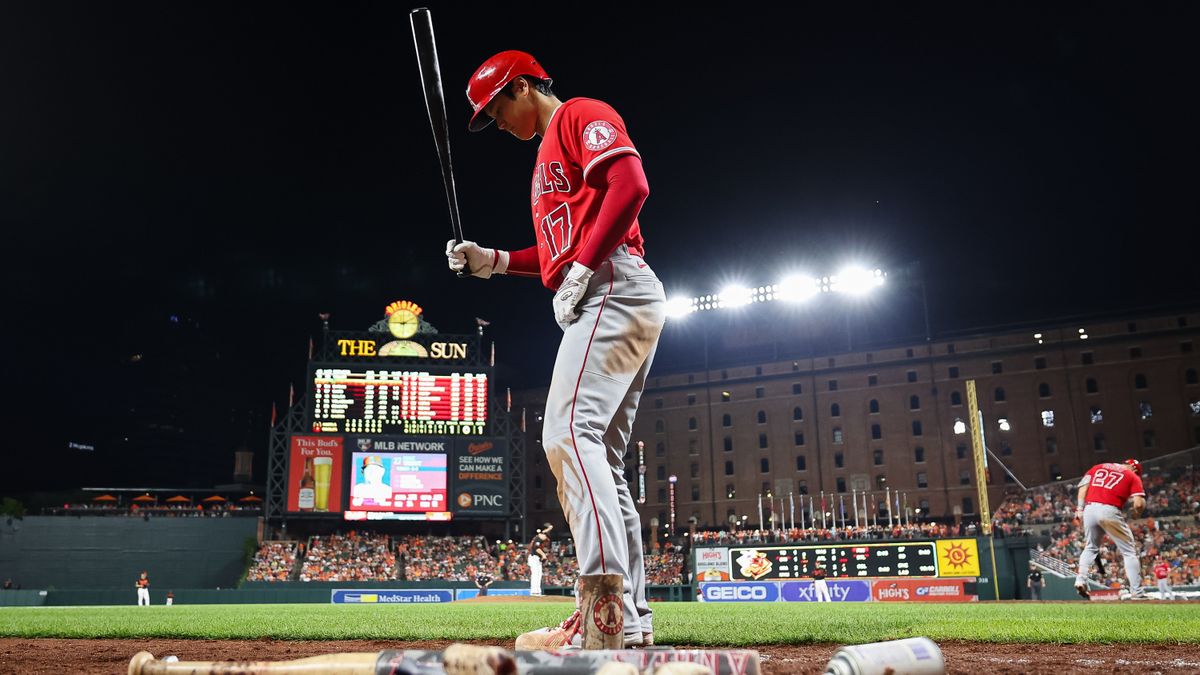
[936, 539, 981, 577]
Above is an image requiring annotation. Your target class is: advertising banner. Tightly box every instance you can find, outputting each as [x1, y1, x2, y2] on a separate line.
[287, 435, 344, 514]
[935, 539, 981, 577]
[455, 588, 532, 601]
[698, 582, 780, 603]
[871, 578, 977, 602]
[780, 580, 872, 602]
[451, 438, 508, 517]
[694, 547, 731, 582]
[330, 589, 453, 604]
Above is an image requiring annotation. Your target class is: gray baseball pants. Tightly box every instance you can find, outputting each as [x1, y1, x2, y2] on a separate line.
[542, 245, 665, 644]
[1076, 503, 1142, 595]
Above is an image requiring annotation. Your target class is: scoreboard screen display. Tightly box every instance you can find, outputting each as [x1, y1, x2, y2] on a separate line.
[311, 367, 487, 435]
[729, 541, 939, 581]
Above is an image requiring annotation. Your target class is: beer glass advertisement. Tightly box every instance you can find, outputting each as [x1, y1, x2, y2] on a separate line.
[343, 437, 452, 521]
[287, 435, 344, 514]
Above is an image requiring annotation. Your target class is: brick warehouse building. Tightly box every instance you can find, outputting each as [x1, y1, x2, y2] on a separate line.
[514, 308, 1200, 533]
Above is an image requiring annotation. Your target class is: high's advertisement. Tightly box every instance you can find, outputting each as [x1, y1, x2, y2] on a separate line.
[871, 579, 978, 602]
[287, 435, 344, 514]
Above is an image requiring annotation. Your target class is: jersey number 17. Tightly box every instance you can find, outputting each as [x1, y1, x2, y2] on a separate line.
[540, 204, 574, 260]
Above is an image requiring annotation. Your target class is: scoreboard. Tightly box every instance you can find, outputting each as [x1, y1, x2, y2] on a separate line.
[311, 367, 488, 435]
[729, 541, 939, 581]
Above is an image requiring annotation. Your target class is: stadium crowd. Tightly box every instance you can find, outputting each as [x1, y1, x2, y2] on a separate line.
[298, 531, 397, 582]
[245, 541, 298, 582]
[992, 465, 1200, 530]
[690, 521, 970, 546]
[1041, 517, 1200, 588]
[250, 533, 685, 586]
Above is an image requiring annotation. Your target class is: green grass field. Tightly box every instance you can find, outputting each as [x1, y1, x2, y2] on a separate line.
[2, 602, 1198, 645]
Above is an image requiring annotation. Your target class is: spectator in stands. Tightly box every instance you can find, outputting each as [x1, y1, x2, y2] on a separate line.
[2, 578, 12, 591]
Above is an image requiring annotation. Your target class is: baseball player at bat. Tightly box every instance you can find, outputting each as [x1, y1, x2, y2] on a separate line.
[447, 51, 664, 649]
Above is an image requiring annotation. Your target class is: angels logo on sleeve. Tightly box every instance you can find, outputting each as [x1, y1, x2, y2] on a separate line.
[583, 120, 618, 151]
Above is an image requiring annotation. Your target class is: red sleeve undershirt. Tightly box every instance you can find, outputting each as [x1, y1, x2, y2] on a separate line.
[576, 153, 649, 271]
[504, 154, 649, 277]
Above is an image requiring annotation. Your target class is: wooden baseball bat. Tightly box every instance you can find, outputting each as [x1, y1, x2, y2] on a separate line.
[130, 644, 515, 675]
[130, 646, 760, 675]
[409, 7, 469, 276]
[128, 650, 380, 675]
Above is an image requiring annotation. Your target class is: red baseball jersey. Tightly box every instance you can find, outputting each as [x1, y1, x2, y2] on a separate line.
[1154, 562, 1170, 580]
[1079, 463, 1145, 508]
[530, 97, 645, 288]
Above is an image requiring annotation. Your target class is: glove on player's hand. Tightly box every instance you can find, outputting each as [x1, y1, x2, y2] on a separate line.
[446, 240, 508, 279]
[553, 262, 594, 329]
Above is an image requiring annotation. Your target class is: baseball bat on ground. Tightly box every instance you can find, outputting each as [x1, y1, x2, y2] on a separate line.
[129, 645, 761, 675]
[409, 7, 468, 276]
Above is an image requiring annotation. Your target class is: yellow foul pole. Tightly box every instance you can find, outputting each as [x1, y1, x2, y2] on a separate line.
[966, 379, 1001, 600]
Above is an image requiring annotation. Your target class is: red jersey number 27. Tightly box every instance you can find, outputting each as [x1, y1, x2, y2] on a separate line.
[1092, 468, 1124, 490]
[540, 204, 574, 260]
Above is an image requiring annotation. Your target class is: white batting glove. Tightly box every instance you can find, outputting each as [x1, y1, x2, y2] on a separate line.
[553, 262, 594, 329]
[445, 239, 508, 279]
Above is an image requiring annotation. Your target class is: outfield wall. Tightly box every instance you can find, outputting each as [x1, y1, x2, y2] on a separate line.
[0, 584, 688, 606]
[0, 516, 259, 590]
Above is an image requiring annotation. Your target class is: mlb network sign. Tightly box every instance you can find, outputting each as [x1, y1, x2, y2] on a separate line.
[331, 589, 452, 604]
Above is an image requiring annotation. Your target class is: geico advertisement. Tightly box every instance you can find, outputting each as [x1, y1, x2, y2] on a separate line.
[699, 582, 780, 602]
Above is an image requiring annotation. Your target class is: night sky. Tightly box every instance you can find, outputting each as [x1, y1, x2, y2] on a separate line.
[3, 2, 1196, 493]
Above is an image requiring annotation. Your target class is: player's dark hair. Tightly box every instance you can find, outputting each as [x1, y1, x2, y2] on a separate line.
[500, 76, 554, 99]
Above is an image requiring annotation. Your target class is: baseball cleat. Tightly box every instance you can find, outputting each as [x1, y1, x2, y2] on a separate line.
[1074, 583, 1090, 599]
[515, 609, 583, 650]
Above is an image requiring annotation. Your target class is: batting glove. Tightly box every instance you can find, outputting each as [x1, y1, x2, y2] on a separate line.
[553, 262, 594, 329]
[446, 239, 508, 279]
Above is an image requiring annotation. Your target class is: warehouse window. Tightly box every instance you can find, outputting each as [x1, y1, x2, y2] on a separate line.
[869, 399, 880, 414]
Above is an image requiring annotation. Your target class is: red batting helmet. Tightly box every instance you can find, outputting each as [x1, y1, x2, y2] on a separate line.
[1124, 458, 1143, 476]
[466, 50, 551, 132]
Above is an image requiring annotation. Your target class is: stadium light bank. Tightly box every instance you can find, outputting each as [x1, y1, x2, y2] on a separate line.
[665, 265, 887, 319]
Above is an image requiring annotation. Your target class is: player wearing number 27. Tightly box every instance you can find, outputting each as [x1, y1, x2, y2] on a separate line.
[1074, 459, 1147, 599]
[447, 51, 664, 649]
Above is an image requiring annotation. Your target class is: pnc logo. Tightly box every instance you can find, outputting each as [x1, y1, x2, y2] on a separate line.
[468, 442, 494, 455]
[458, 493, 504, 508]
